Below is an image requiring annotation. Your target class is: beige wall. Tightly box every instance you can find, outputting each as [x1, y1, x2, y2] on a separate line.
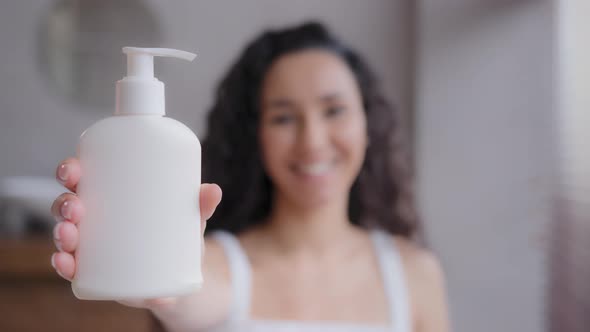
[415, 1, 555, 331]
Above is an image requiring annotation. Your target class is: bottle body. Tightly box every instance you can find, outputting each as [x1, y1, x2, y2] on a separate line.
[72, 115, 202, 300]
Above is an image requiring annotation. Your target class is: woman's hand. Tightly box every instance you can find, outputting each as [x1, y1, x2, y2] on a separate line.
[50, 157, 222, 310]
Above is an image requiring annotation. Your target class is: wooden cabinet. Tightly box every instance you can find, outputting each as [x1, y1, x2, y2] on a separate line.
[0, 236, 155, 331]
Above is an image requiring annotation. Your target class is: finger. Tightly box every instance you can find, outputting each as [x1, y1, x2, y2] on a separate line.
[50, 193, 84, 224]
[51, 252, 76, 281]
[53, 221, 79, 253]
[118, 297, 178, 310]
[117, 299, 146, 308]
[56, 158, 81, 193]
[145, 297, 178, 307]
[199, 183, 222, 222]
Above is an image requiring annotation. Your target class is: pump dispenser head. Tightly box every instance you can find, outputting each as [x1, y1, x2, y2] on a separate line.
[116, 47, 196, 116]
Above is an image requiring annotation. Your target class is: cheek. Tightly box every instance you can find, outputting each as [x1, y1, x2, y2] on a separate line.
[334, 114, 368, 165]
[259, 126, 294, 174]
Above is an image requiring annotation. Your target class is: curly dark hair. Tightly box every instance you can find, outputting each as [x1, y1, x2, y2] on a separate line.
[202, 21, 418, 238]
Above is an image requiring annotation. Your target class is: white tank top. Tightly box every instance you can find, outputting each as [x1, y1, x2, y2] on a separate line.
[208, 229, 412, 332]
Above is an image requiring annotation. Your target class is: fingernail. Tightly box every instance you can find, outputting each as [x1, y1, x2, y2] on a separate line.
[57, 164, 69, 184]
[61, 201, 72, 220]
[51, 253, 56, 269]
[53, 223, 61, 241]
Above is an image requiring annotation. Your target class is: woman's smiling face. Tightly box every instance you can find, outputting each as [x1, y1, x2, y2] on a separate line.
[259, 49, 368, 209]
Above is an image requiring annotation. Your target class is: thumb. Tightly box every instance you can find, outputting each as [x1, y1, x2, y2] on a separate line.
[199, 183, 222, 223]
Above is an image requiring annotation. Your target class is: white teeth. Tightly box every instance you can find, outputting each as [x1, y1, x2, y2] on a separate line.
[298, 162, 332, 176]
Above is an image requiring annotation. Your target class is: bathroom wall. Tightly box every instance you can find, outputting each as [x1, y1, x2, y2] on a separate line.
[415, 1, 556, 331]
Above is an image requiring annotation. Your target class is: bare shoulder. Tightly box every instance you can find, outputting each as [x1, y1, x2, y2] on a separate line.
[391, 235, 450, 332]
[392, 235, 445, 285]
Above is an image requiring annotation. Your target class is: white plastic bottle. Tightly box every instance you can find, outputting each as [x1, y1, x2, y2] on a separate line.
[72, 47, 203, 300]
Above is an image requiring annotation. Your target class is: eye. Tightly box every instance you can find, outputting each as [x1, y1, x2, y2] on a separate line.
[325, 106, 345, 117]
[270, 113, 295, 125]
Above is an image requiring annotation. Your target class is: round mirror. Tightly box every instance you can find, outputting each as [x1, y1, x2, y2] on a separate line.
[37, 0, 162, 109]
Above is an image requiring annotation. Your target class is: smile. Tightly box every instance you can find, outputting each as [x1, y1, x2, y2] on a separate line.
[294, 161, 335, 176]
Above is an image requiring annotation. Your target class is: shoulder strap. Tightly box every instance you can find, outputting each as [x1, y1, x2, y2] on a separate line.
[370, 229, 412, 332]
[210, 231, 252, 322]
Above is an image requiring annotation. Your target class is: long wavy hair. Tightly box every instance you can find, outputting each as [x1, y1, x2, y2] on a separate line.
[202, 21, 418, 238]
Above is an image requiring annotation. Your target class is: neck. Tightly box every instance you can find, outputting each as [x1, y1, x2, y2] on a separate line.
[260, 193, 359, 254]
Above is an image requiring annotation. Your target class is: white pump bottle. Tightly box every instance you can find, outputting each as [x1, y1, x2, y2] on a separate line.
[72, 47, 203, 300]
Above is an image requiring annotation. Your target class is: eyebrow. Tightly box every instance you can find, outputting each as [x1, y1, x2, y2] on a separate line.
[265, 98, 296, 111]
[319, 92, 343, 103]
[265, 92, 344, 111]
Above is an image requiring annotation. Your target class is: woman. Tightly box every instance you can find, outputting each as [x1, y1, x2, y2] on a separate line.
[50, 22, 450, 331]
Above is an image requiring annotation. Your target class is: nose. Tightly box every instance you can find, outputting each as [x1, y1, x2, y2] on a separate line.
[297, 112, 329, 156]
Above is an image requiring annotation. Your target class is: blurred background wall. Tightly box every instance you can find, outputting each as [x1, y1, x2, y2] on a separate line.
[551, 1, 590, 331]
[415, 1, 555, 332]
